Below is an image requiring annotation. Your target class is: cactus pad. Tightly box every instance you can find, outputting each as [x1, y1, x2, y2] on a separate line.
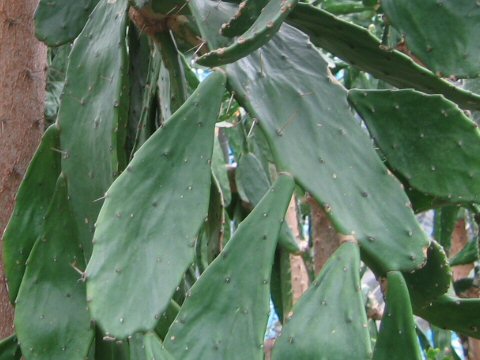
[164, 174, 295, 360]
[85, 71, 226, 338]
[272, 242, 371, 359]
[3, 125, 61, 302]
[349, 89, 480, 203]
[15, 176, 93, 360]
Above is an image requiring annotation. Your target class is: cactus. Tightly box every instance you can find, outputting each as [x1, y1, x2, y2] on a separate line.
[0, 335, 21, 360]
[223, 23, 429, 274]
[287, 3, 480, 111]
[3, 125, 61, 302]
[382, 0, 480, 78]
[449, 238, 479, 267]
[164, 174, 295, 359]
[349, 89, 480, 203]
[14, 175, 93, 360]
[404, 241, 451, 309]
[220, 0, 270, 37]
[235, 152, 300, 253]
[130, 333, 174, 360]
[272, 242, 372, 359]
[373, 272, 422, 360]
[85, 71, 226, 338]
[196, 0, 298, 67]
[56, 0, 130, 259]
[3, 0, 480, 357]
[433, 206, 460, 251]
[34, 0, 99, 46]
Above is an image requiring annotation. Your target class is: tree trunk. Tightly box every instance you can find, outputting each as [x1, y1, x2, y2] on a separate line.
[0, 0, 47, 338]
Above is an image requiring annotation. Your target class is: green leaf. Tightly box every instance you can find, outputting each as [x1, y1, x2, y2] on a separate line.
[34, 0, 99, 46]
[164, 174, 295, 360]
[286, 3, 480, 110]
[349, 89, 480, 203]
[57, 0, 130, 260]
[3, 125, 61, 302]
[373, 272, 422, 360]
[382, 0, 480, 77]
[272, 242, 372, 359]
[86, 71, 226, 338]
[15, 175, 93, 360]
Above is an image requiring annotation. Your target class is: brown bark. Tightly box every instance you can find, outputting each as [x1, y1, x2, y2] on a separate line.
[309, 197, 340, 275]
[449, 219, 480, 360]
[450, 219, 473, 282]
[286, 197, 309, 304]
[0, 0, 47, 338]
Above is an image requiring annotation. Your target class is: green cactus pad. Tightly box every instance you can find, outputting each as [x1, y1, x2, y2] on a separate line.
[57, 0, 130, 259]
[0, 334, 21, 360]
[196, 179, 224, 274]
[349, 89, 480, 203]
[236, 153, 270, 206]
[156, 31, 189, 123]
[164, 174, 295, 360]
[94, 332, 129, 360]
[272, 242, 371, 359]
[85, 71, 226, 338]
[433, 206, 460, 251]
[211, 137, 232, 207]
[3, 125, 61, 303]
[449, 238, 479, 267]
[404, 241, 451, 309]
[15, 175, 93, 360]
[196, 0, 298, 67]
[270, 248, 293, 323]
[127, 28, 159, 158]
[382, 0, 480, 78]
[415, 295, 480, 339]
[130, 332, 175, 360]
[286, 3, 480, 111]
[34, 0, 99, 46]
[220, 0, 270, 37]
[236, 153, 300, 253]
[155, 300, 181, 340]
[224, 24, 429, 273]
[373, 271, 422, 360]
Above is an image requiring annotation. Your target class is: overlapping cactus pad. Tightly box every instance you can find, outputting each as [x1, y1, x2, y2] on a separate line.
[2, 0, 480, 358]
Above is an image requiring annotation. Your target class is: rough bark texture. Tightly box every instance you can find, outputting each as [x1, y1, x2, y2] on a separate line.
[449, 219, 480, 360]
[0, 0, 47, 338]
[286, 197, 309, 304]
[309, 197, 340, 275]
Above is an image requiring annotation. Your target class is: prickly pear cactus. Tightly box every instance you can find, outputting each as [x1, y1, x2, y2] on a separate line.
[3, 0, 480, 358]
